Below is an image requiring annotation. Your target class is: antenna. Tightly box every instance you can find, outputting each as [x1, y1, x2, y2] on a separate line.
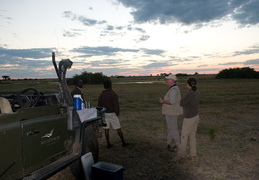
[55, 30, 62, 56]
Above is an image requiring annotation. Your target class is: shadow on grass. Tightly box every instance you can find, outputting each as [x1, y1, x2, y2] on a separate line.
[98, 134, 195, 180]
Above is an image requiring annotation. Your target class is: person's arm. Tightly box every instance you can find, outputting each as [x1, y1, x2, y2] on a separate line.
[162, 89, 177, 104]
[160, 98, 171, 104]
[159, 89, 177, 105]
[113, 94, 120, 116]
[98, 94, 101, 107]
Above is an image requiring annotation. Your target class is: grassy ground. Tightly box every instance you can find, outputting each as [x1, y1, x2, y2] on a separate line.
[1, 76, 258, 179]
[92, 77, 259, 180]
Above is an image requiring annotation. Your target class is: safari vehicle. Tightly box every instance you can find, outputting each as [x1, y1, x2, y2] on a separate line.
[0, 53, 105, 180]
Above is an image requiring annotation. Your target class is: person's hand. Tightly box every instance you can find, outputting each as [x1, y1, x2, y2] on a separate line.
[159, 98, 164, 104]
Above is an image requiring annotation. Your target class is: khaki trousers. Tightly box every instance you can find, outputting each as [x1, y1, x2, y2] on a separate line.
[165, 115, 180, 143]
[178, 115, 199, 158]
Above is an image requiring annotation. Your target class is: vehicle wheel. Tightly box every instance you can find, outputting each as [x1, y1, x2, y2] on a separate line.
[70, 126, 99, 179]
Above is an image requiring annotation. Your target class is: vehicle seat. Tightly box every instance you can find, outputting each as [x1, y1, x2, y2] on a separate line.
[0, 97, 12, 114]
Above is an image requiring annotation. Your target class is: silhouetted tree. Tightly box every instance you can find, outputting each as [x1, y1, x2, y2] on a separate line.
[176, 73, 188, 77]
[216, 67, 259, 79]
[2, 75, 10, 80]
[68, 71, 109, 85]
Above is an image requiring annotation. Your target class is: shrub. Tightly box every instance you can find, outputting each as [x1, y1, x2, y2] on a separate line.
[176, 73, 188, 77]
[68, 71, 109, 85]
[216, 67, 259, 79]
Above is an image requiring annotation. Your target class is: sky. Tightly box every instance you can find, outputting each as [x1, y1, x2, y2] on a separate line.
[0, 0, 259, 79]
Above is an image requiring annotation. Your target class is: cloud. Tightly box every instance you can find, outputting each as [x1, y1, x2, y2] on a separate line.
[0, 47, 58, 78]
[231, 0, 259, 25]
[233, 44, 259, 56]
[88, 59, 129, 66]
[62, 11, 151, 40]
[169, 56, 196, 62]
[0, 47, 55, 59]
[116, 0, 259, 26]
[194, 68, 221, 72]
[197, 64, 208, 68]
[142, 61, 171, 69]
[68, 61, 136, 76]
[140, 48, 165, 55]
[243, 59, 259, 65]
[219, 62, 242, 66]
[99, 23, 150, 40]
[106, 25, 114, 30]
[135, 27, 146, 33]
[71, 46, 139, 57]
[138, 35, 150, 42]
[63, 11, 106, 26]
[63, 30, 81, 37]
[218, 59, 259, 66]
[0, 13, 13, 24]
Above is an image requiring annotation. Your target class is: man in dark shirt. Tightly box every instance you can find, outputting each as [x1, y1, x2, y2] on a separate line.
[71, 79, 85, 108]
[98, 80, 129, 148]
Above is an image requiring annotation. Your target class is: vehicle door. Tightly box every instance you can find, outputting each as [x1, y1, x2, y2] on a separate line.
[0, 112, 24, 180]
[19, 105, 69, 175]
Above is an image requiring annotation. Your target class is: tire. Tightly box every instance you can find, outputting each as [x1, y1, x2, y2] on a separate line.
[70, 126, 99, 179]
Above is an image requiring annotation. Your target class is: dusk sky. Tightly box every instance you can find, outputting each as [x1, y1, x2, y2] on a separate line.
[1, 0, 259, 78]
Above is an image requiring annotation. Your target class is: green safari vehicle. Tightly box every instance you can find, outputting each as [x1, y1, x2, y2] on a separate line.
[0, 53, 105, 180]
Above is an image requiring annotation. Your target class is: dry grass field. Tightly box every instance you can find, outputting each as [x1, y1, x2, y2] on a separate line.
[1, 75, 258, 180]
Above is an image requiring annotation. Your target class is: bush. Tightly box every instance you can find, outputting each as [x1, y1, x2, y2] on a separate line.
[216, 67, 259, 79]
[176, 73, 188, 77]
[68, 71, 109, 85]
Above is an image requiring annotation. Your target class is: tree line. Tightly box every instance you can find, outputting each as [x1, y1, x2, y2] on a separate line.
[2, 67, 258, 83]
[67, 67, 259, 85]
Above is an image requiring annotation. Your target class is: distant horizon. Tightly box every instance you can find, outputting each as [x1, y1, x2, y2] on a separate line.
[3, 68, 259, 80]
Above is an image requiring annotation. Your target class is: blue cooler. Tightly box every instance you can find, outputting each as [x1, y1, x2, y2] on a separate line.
[73, 94, 82, 110]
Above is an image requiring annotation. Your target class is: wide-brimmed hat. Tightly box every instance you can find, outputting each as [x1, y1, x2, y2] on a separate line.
[165, 74, 177, 81]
